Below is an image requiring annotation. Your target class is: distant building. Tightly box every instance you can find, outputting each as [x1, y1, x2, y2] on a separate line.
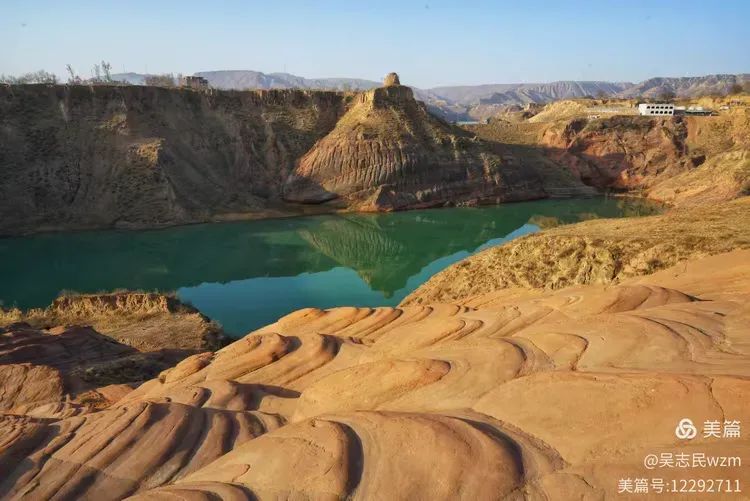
[182, 76, 209, 89]
[638, 103, 674, 116]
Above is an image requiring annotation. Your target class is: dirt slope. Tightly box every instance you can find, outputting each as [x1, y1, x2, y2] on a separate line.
[472, 98, 750, 207]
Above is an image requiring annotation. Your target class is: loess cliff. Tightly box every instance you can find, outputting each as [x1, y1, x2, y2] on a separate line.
[471, 97, 750, 206]
[0, 82, 548, 235]
[283, 84, 546, 209]
[0, 84, 348, 235]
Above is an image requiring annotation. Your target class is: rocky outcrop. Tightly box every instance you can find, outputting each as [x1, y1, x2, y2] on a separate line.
[540, 115, 692, 189]
[0, 292, 230, 420]
[2, 248, 750, 498]
[283, 83, 546, 209]
[540, 111, 750, 204]
[383, 72, 401, 87]
[2, 292, 227, 352]
[474, 101, 750, 206]
[0, 323, 142, 418]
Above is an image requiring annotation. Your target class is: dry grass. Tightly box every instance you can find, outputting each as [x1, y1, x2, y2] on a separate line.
[1, 291, 227, 352]
[402, 197, 750, 305]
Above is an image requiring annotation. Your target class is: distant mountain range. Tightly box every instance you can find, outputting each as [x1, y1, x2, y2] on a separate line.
[618, 74, 749, 99]
[195, 71, 382, 92]
[428, 81, 633, 106]
[111, 71, 381, 92]
[111, 71, 749, 117]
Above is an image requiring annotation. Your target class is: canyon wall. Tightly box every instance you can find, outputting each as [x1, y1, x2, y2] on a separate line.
[0, 84, 549, 235]
[540, 112, 750, 205]
[0, 85, 347, 235]
[472, 100, 750, 206]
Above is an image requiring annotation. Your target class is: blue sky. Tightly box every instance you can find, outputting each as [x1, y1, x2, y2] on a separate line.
[1, 0, 748, 88]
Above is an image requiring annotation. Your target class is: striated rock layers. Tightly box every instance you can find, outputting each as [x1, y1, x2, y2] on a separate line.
[540, 115, 692, 190]
[283, 83, 546, 210]
[472, 98, 750, 207]
[1, 248, 750, 499]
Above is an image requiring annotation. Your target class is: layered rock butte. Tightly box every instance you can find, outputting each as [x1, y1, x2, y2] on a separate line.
[2, 200, 750, 499]
[283, 78, 544, 209]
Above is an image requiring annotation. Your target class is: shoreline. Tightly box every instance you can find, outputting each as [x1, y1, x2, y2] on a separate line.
[0, 192, 665, 239]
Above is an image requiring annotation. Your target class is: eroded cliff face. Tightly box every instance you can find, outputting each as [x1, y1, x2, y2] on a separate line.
[0, 85, 347, 235]
[471, 99, 750, 206]
[538, 111, 750, 203]
[540, 116, 692, 189]
[0, 83, 551, 235]
[283, 85, 546, 209]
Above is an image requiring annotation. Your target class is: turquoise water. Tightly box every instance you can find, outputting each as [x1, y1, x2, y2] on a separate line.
[0, 198, 659, 337]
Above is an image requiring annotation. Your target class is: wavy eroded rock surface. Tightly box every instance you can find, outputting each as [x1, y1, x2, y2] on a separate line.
[1, 246, 749, 499]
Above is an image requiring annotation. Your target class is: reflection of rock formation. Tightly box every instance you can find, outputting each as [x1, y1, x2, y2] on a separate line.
[300, 216, 408, 296]
[527, 215, 562, 229]
[0, 199, 657, 310]
[298, 210, 534, 295]
[0, 219, 338, 309]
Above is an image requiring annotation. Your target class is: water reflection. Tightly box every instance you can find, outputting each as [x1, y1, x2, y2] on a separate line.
[0, 198, 659, 334]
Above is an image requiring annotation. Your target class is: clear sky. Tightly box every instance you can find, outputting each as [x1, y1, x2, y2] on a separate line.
[1, 0, 748, 88]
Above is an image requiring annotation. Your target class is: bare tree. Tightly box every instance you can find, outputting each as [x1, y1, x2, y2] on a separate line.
[92, 63, 102, 82]
[101, 61, 112, 83]
[65, 64, 83, 84]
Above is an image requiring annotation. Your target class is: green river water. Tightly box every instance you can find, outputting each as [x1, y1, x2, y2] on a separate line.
[0, 198, 659, 337]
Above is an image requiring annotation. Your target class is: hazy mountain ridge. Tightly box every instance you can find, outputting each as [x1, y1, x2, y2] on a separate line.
[618, 73, 750, 98]
[432, 81, 632, 105]
[111, 70, 748, 107]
